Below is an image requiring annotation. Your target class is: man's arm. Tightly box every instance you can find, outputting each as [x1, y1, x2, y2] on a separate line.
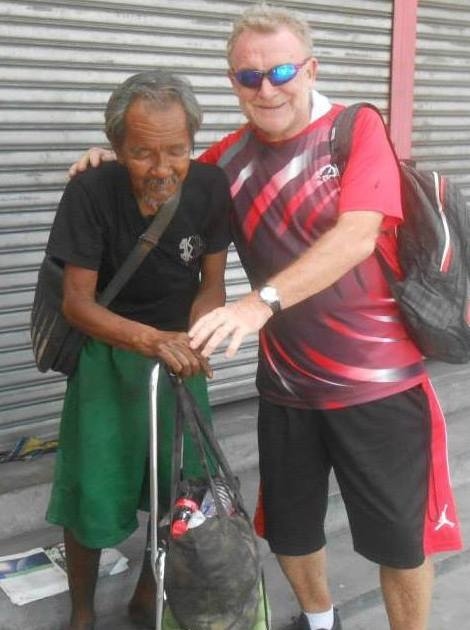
[189, 209, 383, 358]
[63, 264, 212, 377]
[189, 250, 228, 327]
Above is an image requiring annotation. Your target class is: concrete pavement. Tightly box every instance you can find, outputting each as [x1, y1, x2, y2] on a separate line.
[0, 359, 469, 628]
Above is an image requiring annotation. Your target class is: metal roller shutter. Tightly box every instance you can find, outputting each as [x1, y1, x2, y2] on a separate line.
[414, 0, 470, 203]
[0, 0, 393, 446]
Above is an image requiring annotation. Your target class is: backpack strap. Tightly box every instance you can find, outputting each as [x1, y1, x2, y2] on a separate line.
[330, 102, 403, 282]
[329, 101, 387, 175]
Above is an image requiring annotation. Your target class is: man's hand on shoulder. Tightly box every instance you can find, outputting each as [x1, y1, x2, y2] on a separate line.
[68, 147, 117, 179]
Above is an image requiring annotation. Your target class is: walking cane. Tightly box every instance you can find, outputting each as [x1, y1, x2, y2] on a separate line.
[149, 362, 166, 630]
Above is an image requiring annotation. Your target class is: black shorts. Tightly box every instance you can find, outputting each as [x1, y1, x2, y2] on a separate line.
[257, 386, 431, 569]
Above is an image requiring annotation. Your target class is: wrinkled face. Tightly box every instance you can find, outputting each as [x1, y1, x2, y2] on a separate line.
[116, 98, 192, 215]
[229, 27, 317, 142]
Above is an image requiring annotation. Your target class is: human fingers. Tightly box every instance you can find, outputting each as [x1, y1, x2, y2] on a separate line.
[156, 345, 190, 377]
[199, 354, 214, 379]
[90, 147, 116, 166]
[68, 152, 95, 179]
[198, 319, 237, 358]
[170, 342, 212, 378]
[224, 327, 246, 358]
[67, 148, 115, 179]
[188, 308, 226, 351]
[157, 341, 209, 378]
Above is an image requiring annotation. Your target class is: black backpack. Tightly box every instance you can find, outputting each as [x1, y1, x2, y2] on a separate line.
[330, 102, 470, 364]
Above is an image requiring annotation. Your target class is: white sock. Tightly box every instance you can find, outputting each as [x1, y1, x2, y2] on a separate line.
[305, 606, 334, 630]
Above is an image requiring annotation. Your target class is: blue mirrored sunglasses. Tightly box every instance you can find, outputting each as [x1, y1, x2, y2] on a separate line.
[233, 58, 311, 89]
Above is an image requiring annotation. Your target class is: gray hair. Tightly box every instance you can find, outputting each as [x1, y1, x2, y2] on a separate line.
[227, 3, 313, 62]
[105, 69, 202, 149]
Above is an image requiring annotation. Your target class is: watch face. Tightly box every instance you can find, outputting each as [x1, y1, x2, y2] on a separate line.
[259, 286, 280, 313]
[260, 286, 277, 302]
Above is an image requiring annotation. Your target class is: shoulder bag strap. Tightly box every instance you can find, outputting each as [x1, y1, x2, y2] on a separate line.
[97, 186, 181, 306]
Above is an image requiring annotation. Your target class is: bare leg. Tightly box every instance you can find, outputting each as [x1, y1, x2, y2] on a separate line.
[277, 547, 332, 613]
[128, 518, 156, 628]
[63, 528, 100, 630]
[380, 557, 434, 630]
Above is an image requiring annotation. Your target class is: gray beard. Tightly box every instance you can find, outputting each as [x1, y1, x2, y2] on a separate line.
[142, 176, 178, 210]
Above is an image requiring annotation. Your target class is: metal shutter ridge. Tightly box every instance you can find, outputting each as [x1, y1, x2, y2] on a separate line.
[0, 0, 393, 447]
[414, 0, 470, 205]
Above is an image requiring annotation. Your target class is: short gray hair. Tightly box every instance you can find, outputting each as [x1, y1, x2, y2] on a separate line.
[105, 69, 202, 149]
[227, 3, 313, 62]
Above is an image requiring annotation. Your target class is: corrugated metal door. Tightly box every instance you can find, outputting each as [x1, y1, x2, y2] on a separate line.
[0, 0, 394, 446]
[413, 0, 470, 203]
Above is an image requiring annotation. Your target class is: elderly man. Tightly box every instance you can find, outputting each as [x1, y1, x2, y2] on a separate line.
[46, 69, 232, 629]
[69, 5, 462, 630]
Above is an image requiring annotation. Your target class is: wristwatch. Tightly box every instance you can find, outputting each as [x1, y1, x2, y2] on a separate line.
[258, 285, 281, 314]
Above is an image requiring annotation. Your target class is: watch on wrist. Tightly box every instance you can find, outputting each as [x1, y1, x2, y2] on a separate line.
[258, 285, 281, 314]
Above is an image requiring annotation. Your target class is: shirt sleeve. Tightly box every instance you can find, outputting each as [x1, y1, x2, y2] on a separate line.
[338, 107, 403, 229]
[198, 127, 248, 165]
[46, 176, 105, 270]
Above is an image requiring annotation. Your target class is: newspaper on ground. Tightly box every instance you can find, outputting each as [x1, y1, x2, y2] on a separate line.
[0, 543, 128, 606]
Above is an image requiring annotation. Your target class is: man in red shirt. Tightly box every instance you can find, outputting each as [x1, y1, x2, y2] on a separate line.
[189, 5, 462, 630]
[71, 5, 462, 630]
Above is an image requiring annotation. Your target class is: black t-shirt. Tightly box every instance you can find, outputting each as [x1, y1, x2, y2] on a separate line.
[46, 161, 232, 330]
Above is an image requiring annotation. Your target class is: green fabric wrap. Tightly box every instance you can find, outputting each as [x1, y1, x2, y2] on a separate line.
[46, 339, 213, 549]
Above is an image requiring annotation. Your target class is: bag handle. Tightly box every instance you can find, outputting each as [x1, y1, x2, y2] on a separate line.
[97, 187, 181, 306]
[169, 379, 224, 515]
[169, 374, 249, 520]
[169, 377, 226, 518]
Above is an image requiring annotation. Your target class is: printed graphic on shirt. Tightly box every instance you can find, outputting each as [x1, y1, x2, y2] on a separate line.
[316, 163, 340, 182]
[179, 234, 205, 265]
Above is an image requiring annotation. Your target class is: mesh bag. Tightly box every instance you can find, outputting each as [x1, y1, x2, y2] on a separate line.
[163, 378, 267, 630]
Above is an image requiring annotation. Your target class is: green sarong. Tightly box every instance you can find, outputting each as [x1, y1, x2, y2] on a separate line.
[46, 339, 214, 549]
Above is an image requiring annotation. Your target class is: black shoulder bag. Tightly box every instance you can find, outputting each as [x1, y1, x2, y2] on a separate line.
[30, 188, 181, 377]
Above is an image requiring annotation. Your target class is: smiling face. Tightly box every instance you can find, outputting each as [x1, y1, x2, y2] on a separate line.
[229, 27, 317, 142]
[116, 98, 192, 215]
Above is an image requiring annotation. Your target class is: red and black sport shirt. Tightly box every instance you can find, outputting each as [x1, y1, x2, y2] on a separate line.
[200, 103, 425, 409]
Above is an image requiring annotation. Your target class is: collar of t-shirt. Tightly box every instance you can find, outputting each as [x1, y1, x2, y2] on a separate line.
[310, 90, 332, 123]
